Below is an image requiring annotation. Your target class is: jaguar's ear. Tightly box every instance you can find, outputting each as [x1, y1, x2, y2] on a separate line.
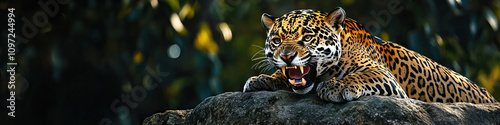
[261, 13, 276, 31]
[326, 7, 346, 29]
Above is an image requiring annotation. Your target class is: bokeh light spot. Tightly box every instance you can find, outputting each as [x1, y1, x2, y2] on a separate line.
[219, 22, 232, 42]
[169, 44, 181, 59]
[134, 51, 143, 64]
[150, 0, 158, 8]
[195, 22, 219, 54]
[380, 31, 389, 41]
[170, 13, 186, 34]
[434, 34, 444, 46]
[485, 8, 498, 31]
[179, 4, 195, 19]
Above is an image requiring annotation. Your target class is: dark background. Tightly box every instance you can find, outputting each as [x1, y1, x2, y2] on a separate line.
[1, 0, 499, 124]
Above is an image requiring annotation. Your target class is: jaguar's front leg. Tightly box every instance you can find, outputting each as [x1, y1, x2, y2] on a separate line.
[317, 63, 408, 102]
[316, 78, 348, 102]
[243, 70, 291, 92]
[317, 76, 369, 102]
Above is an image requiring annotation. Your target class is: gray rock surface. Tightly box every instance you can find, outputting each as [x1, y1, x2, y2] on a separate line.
[143, 109, 192, 125]
[144, 90, 500, 124]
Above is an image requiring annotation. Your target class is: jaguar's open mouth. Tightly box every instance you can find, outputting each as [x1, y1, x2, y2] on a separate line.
[281, 65, 316, 93]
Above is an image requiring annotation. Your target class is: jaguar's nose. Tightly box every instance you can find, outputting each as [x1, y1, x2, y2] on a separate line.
[280, 52, 297, 65]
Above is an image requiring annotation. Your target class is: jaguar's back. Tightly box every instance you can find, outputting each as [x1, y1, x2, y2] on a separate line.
[339, 19, 497, 103]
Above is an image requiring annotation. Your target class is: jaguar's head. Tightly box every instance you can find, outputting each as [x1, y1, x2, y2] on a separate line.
[261, 7, 345, 94]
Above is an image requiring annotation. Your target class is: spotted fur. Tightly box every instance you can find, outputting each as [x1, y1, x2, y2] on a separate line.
[243, 7, 497, 103]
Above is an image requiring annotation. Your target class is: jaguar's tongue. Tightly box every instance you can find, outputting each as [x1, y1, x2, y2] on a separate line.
[288, 66, 310, 79]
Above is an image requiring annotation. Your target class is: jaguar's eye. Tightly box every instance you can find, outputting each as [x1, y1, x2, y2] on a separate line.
[271, 38, 282, 45]
[303, 35, 313, 42]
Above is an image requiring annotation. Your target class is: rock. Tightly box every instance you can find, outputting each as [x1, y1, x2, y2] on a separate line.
[145, 90, 500, 124]
[143, 109, 192, 125]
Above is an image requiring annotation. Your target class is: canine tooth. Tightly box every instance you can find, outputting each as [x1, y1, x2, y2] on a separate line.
[294, 66, 297, 69]
[300, 66, 304, 74]
[301, 78, 306, 86]
[281, 67, 286, 75]
[288, 79, 295, 85]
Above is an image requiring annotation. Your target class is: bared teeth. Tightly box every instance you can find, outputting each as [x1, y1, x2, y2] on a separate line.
[288, 78, 307, 86]
[301, 78, 306, 86]
[288, 79, 295, 85]
[285, 66, 297, 69]
[283, 65, 308, 86]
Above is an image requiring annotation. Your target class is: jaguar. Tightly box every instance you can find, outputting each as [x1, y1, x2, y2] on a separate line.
[243, 7, 497, 103]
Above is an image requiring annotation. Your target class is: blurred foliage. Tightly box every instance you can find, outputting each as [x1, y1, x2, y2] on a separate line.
[0, 0, 499, 124]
